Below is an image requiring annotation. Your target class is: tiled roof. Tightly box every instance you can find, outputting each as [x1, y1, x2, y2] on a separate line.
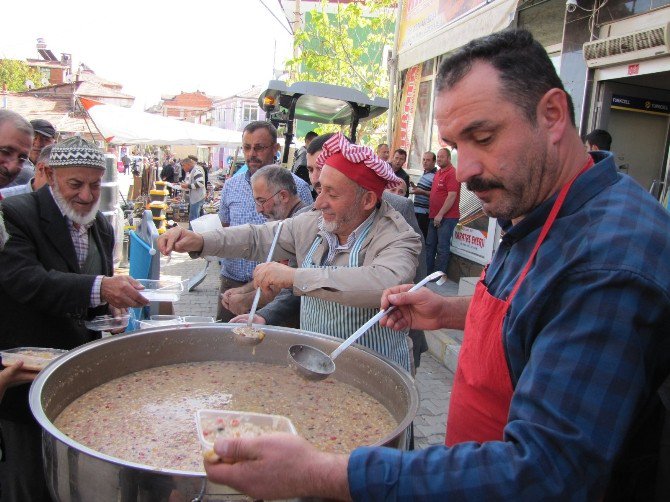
[163, 91, 213, 109]
[1, 94, 98, 136]
[75, 80, 134, 100]
[76, 71, 123, 90]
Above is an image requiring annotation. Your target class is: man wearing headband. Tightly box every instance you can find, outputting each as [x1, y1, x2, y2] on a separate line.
[159, 132, 421, 371]
[232, 133, 429, 374]
[0, 136, 148, 501]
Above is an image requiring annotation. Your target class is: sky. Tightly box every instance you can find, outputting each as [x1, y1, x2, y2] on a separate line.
[1, 1, 295, 110]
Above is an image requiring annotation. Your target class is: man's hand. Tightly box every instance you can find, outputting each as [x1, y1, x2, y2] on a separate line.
[230, 314, 267, 325]
[380, 284, 450, 331]
[157, 227, 204, 255]
[204, 433, 351, 501]
[221, 288, 255, 316]
[101, 276, 149, 309]
[180, 182, 189, 189]
[0, 361, 36, 401]
[108, 306, 129, 334]
[433, 215, 443, 227]
[253, 263, 295, 292]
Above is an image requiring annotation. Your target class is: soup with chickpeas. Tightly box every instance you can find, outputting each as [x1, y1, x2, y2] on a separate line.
[54, 361, 398, 472]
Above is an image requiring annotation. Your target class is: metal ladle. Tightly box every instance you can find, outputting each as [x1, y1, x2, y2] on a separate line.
[232, 221, 284, 346]
[288, 271, 447, 381]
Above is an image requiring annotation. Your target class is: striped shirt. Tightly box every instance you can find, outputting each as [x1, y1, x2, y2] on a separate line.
[186, 165, 206, 204]
[347, 152, 670, 500]
[218, 169, 313, 282]
[413, 168, 436, 214]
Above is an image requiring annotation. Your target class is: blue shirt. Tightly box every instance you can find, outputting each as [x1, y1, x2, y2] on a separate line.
[348, 152, 670, 500]
[218, 169, 313, 282]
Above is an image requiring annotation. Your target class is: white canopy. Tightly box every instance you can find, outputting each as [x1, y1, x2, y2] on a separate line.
[79, 97, 241, 147]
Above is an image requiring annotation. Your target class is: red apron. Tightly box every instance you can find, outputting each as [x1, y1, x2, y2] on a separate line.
[446, 158, 594, 446]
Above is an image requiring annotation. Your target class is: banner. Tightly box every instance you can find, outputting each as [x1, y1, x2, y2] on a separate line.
[397, 0, 519, 71]
[398, 0, 486, 54]
[392, 64, 422, 152]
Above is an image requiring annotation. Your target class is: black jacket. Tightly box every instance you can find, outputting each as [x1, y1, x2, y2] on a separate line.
[0, 186, 113, 422]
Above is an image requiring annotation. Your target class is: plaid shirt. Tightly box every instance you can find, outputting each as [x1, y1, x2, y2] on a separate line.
[218, 170, 313, 282]
[348, 152, 670, 500]
[50, 188, 104, 307]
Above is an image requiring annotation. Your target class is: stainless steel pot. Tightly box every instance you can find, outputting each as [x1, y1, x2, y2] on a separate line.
[30, 324, 419, 501]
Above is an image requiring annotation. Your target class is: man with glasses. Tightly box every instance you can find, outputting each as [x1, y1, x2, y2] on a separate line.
[0, 110, 33, 195]
[220, 165, 307, 319]
[216, 121, 312, 321]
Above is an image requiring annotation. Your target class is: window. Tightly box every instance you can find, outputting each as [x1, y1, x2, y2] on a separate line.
[242, 103, 258, 122]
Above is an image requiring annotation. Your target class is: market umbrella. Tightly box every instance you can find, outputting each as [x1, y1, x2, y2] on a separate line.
[79, 97, 241, 147]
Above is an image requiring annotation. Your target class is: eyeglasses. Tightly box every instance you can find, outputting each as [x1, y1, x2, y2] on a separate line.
[242, 144, 274, 154]
[254, 190, 282, 207]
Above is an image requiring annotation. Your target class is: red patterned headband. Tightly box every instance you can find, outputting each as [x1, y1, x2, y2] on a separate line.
[316, 133, 401, 199]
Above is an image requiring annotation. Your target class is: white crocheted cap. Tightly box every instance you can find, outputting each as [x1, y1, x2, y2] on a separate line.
[50, 137, 106, 170]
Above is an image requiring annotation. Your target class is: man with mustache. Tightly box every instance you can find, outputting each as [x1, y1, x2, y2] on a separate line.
[4, 119, 56, 189]
[0, 143, 52, 198]
[0, 136, 148, 501]
[426, 147, 460, 273]
[233, 133, 429, 373]
[159, 132, 421, 372]
[0, 110, 33, 194]
[201, 29, 670, 500]
[216, 121, 313, 322]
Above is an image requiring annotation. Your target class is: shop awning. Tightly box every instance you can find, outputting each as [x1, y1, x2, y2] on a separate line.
[398, 0, 519, 71]
[79, 97, 242, 147]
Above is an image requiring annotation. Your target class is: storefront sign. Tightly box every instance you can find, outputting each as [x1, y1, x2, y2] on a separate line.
[393, 64, 422, 152]
[396, 0, 518, 71]
[611, 94, 670, 115]
[450, 217, 499, 265]
[398, 0, 487, 54]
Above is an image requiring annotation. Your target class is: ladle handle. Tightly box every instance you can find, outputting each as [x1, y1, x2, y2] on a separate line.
[329, 271, 445, 361]
[247, 221, 284, 327]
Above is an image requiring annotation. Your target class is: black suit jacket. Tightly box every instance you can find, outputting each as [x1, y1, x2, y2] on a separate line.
[0, 186, 114, 421]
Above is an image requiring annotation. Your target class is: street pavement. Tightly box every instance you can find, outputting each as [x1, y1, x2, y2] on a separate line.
[160, 252, 453, 450]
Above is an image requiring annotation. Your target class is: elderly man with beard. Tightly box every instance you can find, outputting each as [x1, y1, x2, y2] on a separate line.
[160, 133, 421, 372]
[233, 133, 429, 373]
[220, 164, 307, 319]
[0, 136, 148, 501]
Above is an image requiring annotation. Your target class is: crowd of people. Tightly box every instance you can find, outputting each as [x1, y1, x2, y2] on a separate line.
[0, 27, 669, 501]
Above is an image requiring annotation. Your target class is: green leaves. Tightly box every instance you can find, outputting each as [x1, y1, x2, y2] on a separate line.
[287, 0, 395, 145]
[0, 59, 44, 92]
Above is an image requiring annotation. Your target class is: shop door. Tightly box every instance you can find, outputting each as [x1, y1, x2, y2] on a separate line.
[607, 107, 669, 192]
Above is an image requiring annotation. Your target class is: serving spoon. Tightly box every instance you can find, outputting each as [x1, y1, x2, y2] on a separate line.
[288, 271, 447, 381]
[232, 221, 284, 346]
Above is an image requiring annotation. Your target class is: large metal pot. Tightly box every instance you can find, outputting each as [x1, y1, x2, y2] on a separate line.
[30, 324, 419, 501]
